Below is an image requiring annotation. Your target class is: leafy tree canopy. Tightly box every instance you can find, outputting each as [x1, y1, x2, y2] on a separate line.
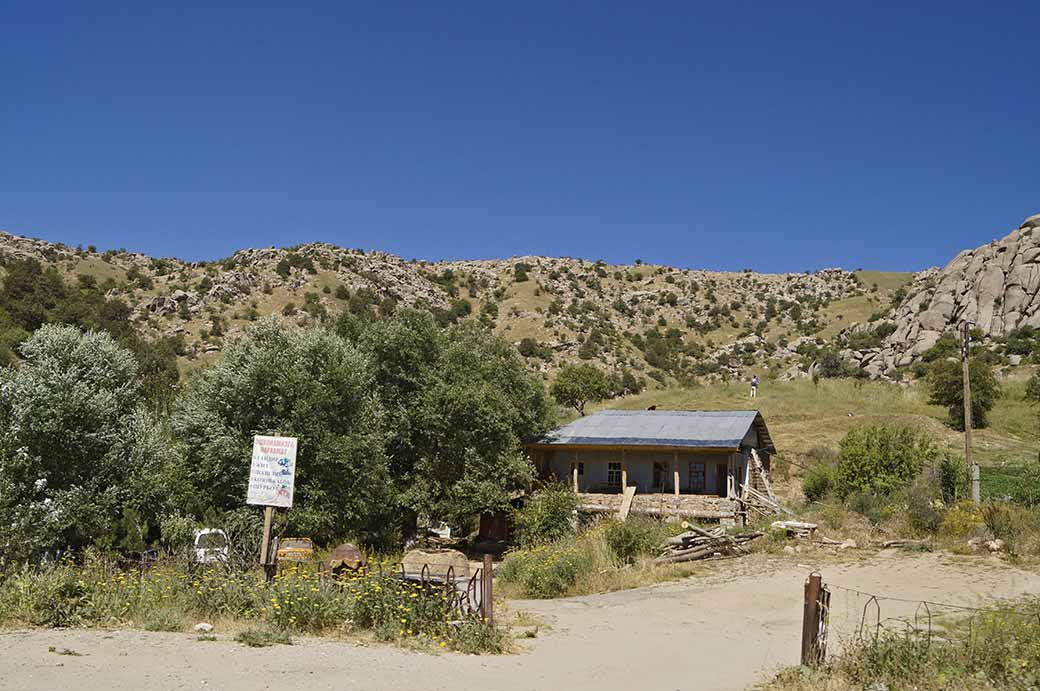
[551, 363, 612, 416]
[926, 358, 1001, 430]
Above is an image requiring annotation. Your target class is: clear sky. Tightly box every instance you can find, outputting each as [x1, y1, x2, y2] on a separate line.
[2, 2, 1038, 271]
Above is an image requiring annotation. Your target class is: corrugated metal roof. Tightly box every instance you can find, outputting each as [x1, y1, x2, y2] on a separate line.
[533, 410, 775, 452]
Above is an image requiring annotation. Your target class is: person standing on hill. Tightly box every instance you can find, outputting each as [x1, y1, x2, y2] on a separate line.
[750, 374, 758, 399]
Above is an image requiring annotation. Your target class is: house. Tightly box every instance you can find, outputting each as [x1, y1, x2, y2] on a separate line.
[525, 409, 778, 524]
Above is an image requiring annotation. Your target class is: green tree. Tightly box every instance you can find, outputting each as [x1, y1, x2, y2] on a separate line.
[0, 326, 157, 560]
[405, 320, 553, 526]
[834, 424, 938, 499]
[1026, 370, 1040, 403]
[551, 364, 612, 416]
[172, 318, 392, 543]
[926, 359, 1001, 430]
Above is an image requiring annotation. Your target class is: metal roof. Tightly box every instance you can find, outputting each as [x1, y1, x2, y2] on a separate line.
[532, 409, 776, 452]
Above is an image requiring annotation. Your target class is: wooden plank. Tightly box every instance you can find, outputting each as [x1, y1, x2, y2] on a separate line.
[616, 485, 637, 521]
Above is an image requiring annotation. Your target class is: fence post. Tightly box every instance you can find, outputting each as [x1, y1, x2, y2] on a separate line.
[801, 572, 823, 666]
[482, 553, 494, 626]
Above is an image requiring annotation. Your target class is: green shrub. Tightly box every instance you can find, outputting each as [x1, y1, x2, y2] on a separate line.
[846, 491, 891, 526]
[512, 484, 578, 547]
[603, 518, 669, 565]
[835, 425, 937, 499]
[801, 463, 834, 503]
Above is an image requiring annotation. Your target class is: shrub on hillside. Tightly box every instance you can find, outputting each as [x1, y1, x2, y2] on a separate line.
[834, 425, 938, 499]
[603, 518, 670, 565]
[802, 463, 835, 503]
[512, 484, 578, 547]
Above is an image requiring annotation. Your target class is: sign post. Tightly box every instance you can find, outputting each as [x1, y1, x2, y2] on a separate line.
[246, 435, 298, 575]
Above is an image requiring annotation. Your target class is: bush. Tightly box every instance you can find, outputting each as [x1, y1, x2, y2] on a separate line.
[846, 491, 891, 526]
[512, 484, 578, 547]
[801, 464, 835, 503]
[603, 518, 669, 565]
[835, 425, 937, 499]
[940, 500, 984, 538]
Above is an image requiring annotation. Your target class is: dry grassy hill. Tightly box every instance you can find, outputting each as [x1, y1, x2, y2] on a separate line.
[0, 231, 914, 382]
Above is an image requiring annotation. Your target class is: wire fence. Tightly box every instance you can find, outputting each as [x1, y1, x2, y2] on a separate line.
[816, 577, 1038, 661]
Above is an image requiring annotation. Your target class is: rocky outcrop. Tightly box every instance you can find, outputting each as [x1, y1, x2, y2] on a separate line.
[875, 213, 1040, 375]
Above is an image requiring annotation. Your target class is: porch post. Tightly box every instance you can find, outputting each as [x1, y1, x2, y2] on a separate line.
[573, 452, 580, 493]
[672, 451, 680, 496]
[621, 448, 627, 489]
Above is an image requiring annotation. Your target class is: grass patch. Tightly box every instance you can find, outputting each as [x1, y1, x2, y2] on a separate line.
[234, 628, 292, 647]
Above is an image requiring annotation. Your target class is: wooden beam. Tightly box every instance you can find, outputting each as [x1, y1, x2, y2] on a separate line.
[672, 451, 680, 497]
[620, 448, 627, 489]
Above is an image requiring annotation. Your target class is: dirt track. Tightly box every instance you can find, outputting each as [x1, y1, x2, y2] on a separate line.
[2, 551, 1038, 691]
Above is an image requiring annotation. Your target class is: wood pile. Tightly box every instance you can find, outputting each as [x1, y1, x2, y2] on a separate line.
[654, 525, 764, 564]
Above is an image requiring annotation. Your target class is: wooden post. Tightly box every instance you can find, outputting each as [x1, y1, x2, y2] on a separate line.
[621, 449, 628, 489]
[482, 554, 494, 626]
[672, 451, 680, 497]
[801, 572, 823, 666]
[572, 464, 579, 493]
[259, 505, 274, 564]
[961, 322, 980, 504]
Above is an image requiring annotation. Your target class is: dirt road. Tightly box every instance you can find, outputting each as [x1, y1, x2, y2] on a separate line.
[2, 551, 1038, 691]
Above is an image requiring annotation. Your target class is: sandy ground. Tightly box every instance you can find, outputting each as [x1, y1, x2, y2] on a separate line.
[2, 551, 1039, 691]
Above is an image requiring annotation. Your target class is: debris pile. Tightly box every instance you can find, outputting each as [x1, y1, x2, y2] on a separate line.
[654, 525, 763, 564]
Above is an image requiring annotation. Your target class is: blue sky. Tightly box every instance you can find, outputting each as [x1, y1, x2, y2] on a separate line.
[2, 2, 1038, 271]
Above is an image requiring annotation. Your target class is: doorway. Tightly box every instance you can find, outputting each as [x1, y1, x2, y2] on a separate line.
[715, 463, 728, 498]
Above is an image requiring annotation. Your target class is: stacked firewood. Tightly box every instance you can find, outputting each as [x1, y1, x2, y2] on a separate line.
[654, 525, 764, 564]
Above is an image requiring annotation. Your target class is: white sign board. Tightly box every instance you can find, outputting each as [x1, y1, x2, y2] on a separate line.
[246, 435, 298, 508]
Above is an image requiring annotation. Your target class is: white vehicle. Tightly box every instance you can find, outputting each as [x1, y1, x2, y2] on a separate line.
[192, 528, 229, 564]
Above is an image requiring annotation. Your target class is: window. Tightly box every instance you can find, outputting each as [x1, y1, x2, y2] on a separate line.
[689, 462, 705, 493]
[607, 462, 622, 488]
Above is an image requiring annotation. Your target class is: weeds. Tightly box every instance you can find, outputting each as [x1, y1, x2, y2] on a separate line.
[0, 555, 505, 654]
[767, 598, 1040, 691]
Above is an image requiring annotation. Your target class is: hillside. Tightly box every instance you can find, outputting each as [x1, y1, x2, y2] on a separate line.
[0, 231, 912, 382]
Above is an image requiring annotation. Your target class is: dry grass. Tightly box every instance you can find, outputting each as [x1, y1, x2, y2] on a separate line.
[595, 377, 1038, 468]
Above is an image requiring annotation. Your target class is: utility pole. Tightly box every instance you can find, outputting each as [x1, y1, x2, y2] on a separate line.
[961, 322, 981, 503]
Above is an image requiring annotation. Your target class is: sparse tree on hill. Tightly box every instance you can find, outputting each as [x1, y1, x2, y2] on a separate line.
[551, 363, 612, 416]
[926, 358, 1000, 430]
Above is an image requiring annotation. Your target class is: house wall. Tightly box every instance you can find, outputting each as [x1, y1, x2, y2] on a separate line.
[544, 448, 744, 496]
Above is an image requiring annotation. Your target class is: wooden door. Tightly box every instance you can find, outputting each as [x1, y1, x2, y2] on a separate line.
[716, 463, 728, 498]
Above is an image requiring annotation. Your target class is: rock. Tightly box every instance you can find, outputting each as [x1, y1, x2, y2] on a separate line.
[145, 295, 178, 316]
[782, 546, 796, 555]
[1022, 213, 1040, 229]
[839, 539, 857, 550]
[193, 623, 213, 633]
[968, 537, 986, 552]
[987, 539, 1005, 553]
[1009, 354, 1023, 366]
